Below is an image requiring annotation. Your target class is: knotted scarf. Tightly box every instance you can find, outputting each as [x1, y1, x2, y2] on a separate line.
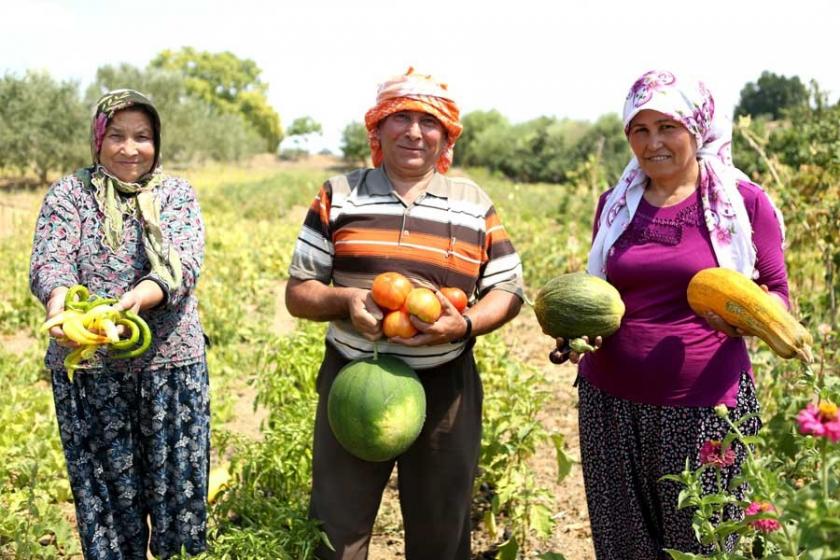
[84, 89, 182, 291]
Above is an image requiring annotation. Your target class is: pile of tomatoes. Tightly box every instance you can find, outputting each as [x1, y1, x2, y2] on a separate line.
[370, 272, 468, 338]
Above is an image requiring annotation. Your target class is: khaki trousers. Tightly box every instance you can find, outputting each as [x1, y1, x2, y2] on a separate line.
[310, 341, 483, 560]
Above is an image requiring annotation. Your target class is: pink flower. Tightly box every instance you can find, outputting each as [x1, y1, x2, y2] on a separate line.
[714, 227, 733, 244]
[699, 440, 736, 468]
[797, 402, 840, 442]
[745, 501, 781, 533]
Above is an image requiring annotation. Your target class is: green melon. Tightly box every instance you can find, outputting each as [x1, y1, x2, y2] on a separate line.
[327, 355, 426, 462]
[533, 272, 625, 341]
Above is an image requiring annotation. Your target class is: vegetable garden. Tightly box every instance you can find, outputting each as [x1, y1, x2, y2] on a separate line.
[1, 119, 838, 559]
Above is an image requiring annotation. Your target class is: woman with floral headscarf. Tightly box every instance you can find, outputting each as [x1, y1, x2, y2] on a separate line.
[30, 89, 209, 559]
[548, 71, 789, 558]
[285, 68, 524, 559]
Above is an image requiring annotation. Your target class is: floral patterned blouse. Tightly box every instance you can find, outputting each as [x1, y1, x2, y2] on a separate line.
[30, 171, 206, 372]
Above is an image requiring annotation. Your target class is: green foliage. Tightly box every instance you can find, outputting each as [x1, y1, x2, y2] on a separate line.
[0, 218, 44, 335]
[663, 353, 840, 560]
[202, 325, 326, 559]
[735, 71, 809, 120]
[283, 116, 323, 158]
[0, 71, 87, 182]
[454, 109, 510, 166]
[287, 116, 323, 137]
[0, 346, 80, 559]
[768, 104, 840, 174]
[735, 100, 840, 325]
[572, 113, 630, 185]
[87, 63, 265, 165]
[455, 110, 629, 185]
[474, 333, 569, 556]
[340, 121, 369, 166]
[151, 48, 282, 152]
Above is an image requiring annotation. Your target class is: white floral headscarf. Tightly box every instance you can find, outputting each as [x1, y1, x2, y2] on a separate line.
[587, 70, 783, 280]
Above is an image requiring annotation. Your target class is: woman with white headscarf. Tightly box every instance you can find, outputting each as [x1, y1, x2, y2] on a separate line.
[551, 71, 789, 558]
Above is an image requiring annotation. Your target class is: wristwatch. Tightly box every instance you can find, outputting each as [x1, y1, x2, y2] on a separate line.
[451, 315, 472, 344]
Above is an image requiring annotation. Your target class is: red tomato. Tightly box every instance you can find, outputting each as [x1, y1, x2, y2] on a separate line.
[440, 287, 468, 313]
[382, 309, 418, 338]
[371, 272, 413, 311]
[405, 287, 442, 323]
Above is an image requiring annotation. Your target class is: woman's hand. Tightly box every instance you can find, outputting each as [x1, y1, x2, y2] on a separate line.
[703, 311, 749, 337]
[117, 280, 165, 314]
[392, 291, 465, 347]
[702, 284, 778, 337]
[549, 335, 602, 365]
[347, 289, 383, 341]
[46, 287, 76, 347]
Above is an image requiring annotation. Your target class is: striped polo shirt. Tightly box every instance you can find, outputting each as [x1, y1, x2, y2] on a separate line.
[288, 166, 524, 369]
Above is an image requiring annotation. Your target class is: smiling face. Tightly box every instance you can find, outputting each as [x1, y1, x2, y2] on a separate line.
[98, 108, 156, 183]
[376, 110, 447, 177]
[627, 109, 698, 185]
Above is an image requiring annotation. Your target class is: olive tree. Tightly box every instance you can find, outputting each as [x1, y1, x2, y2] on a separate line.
[0, 71, 87, 183]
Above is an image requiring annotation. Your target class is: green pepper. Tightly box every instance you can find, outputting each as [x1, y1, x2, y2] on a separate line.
[86, 296, 119, 309]
[110, 317, 140, 350]
[64, 284, 90, 312]
[109, 311, 152, 359]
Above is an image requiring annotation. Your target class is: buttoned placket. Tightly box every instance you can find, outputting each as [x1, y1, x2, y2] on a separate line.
[397, 192, 426, 246]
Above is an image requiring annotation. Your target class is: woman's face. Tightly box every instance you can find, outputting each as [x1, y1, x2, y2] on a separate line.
[627, 109, 698, 184]
[377, 111, 446, 176]
[98, 108, 155, 183]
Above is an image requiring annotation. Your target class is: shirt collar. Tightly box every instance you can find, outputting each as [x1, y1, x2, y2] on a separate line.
[366, 166, 449, 199]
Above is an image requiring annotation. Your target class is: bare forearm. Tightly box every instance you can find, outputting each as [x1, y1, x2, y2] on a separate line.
[466, 289, 522, 338]
[285, 278, 353, 321]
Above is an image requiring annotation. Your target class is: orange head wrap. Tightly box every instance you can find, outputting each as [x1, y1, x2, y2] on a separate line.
[364, 67, 463, 173]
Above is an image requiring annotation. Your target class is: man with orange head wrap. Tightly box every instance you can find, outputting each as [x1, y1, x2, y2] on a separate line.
[364, 66, 463, 174]
[285, 68, 524, 558]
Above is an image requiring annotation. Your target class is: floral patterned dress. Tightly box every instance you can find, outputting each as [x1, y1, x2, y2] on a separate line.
[29, 171, 209, 560]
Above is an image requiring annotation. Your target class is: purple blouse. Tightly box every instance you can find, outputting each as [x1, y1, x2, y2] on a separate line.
[29, 172, 206, 372]
[580, 180, 788, 407]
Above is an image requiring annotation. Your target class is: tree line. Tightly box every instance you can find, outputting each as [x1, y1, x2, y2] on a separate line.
[0, 61, 826, 187]
[0, 47, 281, 183]
[339, 70, 823, 186]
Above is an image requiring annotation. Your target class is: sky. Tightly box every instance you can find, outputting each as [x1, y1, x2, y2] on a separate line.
[3, 0, 839, 153]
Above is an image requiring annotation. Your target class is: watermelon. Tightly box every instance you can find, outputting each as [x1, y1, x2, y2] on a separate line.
[327, 355, 426, 462]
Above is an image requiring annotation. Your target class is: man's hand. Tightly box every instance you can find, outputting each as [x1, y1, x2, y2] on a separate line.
[392, 291, 466, 347]
[348, 289, 384, 341]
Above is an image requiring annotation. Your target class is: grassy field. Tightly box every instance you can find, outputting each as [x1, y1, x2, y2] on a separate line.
[1, 156, 837, 559]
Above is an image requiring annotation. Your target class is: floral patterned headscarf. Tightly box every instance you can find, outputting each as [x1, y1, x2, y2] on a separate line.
[91, 89, 162, 172]
[82, 89, 182, 291]
[587, 70, 784, 279]
[364, 67, 463, 173]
